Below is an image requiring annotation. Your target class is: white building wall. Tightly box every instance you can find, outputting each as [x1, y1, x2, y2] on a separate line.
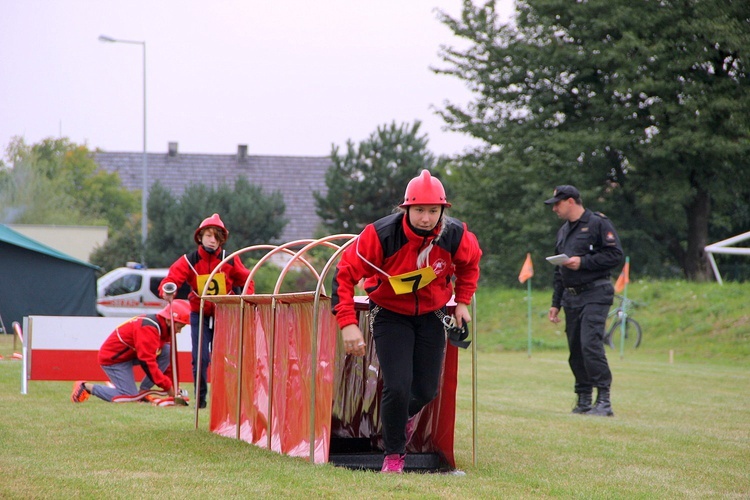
[7, 224, 108, 263]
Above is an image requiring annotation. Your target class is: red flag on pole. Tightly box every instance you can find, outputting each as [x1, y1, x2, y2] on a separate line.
[518, 253, 534, 283]
[614, 261, 630, 293]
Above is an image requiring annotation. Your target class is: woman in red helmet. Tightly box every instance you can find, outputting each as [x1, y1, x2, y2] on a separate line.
[71, 300, 191, 403]
[158, 213, 253, 408]
[332, 170, 482, 473]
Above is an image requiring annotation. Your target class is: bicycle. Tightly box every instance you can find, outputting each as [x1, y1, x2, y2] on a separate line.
[604, 294, 642, 350]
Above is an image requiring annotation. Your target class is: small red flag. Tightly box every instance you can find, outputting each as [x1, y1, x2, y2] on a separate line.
[614, 261, 630, 293]
[518, 253, 534, 284]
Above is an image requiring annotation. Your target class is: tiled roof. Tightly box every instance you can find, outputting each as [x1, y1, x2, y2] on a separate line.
[94, 147, 331, 243]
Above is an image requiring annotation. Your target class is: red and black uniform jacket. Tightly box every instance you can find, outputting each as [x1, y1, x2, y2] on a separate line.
[97, 315, 173, 391]
[332, 213, 482, 329]
[159, 245, 253, 316]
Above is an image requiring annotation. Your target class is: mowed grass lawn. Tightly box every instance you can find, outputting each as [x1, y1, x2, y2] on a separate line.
[1, 280, 749, 498]
[1, 331, 747, 498]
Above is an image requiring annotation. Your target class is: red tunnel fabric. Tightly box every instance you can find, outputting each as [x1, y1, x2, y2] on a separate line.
[208, 293, 457, 467]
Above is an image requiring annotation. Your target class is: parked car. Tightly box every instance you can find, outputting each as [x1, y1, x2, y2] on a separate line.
[96, 265, 190, 317]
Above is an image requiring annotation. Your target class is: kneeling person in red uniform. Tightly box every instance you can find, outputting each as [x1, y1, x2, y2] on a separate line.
[71, 300, 190, 403]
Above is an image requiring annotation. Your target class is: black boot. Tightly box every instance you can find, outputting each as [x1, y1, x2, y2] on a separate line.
[571, 392, 592, 414]
[588, 388, 614, 417]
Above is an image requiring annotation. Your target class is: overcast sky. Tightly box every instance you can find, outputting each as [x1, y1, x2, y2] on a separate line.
[1, 1, 515, 161]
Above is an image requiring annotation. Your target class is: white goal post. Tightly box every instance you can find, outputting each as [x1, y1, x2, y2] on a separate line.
[704, 231, 750, 285]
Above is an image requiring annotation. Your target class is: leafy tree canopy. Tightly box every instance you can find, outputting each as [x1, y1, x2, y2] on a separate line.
[435, 0, 750, 282]
[314, 121, 436, 234]
[92, 177, 287, 271]
[0, 137, 139, 231]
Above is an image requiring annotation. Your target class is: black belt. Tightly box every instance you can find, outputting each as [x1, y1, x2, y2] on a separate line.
[564, 279, 610, 296]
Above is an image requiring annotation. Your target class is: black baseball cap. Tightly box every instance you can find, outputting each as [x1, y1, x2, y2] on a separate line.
[544, 185, 580, 205]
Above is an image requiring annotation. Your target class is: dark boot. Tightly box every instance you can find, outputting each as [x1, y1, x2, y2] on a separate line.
[571, 392, 592, 414]
[588, 388, 614, 417]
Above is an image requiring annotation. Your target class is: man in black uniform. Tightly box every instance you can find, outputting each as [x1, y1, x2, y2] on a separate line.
[545, 185, 624, 416]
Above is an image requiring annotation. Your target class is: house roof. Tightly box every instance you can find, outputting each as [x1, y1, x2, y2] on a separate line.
[94, 146, 331, 243]
[0, 224, 101, 270]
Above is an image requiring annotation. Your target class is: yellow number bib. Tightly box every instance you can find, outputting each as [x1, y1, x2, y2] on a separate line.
[196, 272, 227, 296]
[388, 267, 437, 295]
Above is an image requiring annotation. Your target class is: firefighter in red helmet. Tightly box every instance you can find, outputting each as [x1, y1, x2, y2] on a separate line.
[71, 300, 191, 403]
[332, 170, 482, 473]
[159, 214, 253, 408]
[193, 213, 228, 245]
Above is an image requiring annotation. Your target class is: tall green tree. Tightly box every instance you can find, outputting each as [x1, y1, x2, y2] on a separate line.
[0, 137, 138, 230]
[91, 178, 287, 271]
[436, 0, 750, 281]
[145, 178, 287, 268]
[314, 121, 436, 234]
[437, 151, 559, 285]
[0, 138, 77, 224]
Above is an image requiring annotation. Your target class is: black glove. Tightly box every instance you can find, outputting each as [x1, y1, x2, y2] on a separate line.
[446, 321, 471, 349]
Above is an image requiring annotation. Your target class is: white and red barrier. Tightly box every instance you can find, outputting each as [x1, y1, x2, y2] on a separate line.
[22, 316, 193, 387]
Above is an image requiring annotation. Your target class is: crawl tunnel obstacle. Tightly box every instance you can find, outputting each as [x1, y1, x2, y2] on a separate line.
[195, 236, 477, 471]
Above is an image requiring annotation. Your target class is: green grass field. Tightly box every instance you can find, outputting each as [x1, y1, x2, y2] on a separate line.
[474, 280, 750, 363]
[1, 280, 748, 498]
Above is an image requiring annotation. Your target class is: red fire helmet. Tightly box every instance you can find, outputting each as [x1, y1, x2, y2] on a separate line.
[193, 213, 229, 244]
[157, 299, 191, 325]
[399, 170, 451, 208]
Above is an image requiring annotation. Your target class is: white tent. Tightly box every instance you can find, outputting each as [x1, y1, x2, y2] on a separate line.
[704, 231, 750, 284]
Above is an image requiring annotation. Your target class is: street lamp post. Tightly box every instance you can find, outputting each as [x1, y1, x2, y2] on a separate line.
[99, 34, 148, 264]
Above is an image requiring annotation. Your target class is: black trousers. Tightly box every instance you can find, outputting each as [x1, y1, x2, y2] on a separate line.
[371, 306, 446, 455]
[190, 311, 213, 405]
[563, 302, 612, 394]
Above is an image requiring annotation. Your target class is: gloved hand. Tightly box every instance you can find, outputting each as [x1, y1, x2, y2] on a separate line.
[443, 315, 471, 349]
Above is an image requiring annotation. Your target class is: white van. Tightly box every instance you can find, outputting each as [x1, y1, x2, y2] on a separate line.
[96, 264, 190, 317]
